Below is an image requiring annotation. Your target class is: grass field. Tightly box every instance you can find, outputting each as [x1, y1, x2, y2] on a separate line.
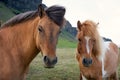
[57, 38, 77, 48]
[27, 48, 80, 80]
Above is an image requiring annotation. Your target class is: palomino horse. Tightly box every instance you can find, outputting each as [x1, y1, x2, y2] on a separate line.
[0, 4, 66, 80]
[76, 20, 119, 80]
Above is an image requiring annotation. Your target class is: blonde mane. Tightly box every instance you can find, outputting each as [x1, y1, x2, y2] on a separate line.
[81, 20, 103, 57]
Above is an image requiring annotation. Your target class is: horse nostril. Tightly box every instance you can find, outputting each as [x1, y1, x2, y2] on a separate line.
[43, 56, 49, 64]
[43, 56, 57, 68]
[89, 59, 92, 64]
[83, 58, 87, 64]
[52, 57, 57, 65]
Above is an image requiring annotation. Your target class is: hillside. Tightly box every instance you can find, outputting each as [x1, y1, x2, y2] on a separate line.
[0, 2, 15, 22]
[0, 0, 42, 12]
[0, 2, 77, 48]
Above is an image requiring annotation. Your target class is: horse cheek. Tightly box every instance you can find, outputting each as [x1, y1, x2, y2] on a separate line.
[76, 53, 80, 61]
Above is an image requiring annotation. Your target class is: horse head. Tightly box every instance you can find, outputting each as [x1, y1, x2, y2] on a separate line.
[76, 20, 100, 67]
[35, 4, 66, 68]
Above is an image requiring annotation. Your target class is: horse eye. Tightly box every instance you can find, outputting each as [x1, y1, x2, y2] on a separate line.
[38, 26, 43, 32]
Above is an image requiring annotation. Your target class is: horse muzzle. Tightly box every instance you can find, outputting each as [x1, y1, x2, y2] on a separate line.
[82, 58, 92, 67]
[43, 56, 57, 68]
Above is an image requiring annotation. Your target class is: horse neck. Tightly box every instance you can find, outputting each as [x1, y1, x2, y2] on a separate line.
[20, 17, 40, 66]
[2, 17, 40, 67]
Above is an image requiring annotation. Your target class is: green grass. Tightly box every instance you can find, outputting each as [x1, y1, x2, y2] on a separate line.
[0, 2, 15, 22]
[57, 38, 77, 48]
[27, 48, 80, 80]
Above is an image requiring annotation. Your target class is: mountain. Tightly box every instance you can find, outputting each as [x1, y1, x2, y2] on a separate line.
[0, 2, 15, 22]
[64, 21, 77, 37]
[1, 0, 42, 13]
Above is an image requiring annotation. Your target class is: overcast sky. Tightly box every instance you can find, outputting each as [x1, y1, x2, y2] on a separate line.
[43, 0, 120, 46]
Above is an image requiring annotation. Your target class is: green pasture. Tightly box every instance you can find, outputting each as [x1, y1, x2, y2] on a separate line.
[27, 48, 80, 80]
[57, 38, 77, 48]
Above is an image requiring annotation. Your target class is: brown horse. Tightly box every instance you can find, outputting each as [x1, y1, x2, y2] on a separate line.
[76, 20, 119, 80]
[0, 4, 66, 80]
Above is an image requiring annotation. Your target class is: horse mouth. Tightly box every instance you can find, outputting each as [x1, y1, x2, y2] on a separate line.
[83, 64, 91, 67]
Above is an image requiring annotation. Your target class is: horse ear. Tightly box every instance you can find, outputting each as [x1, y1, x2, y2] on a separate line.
[38, 4, 45, 18]
[77, 20, 82, 31]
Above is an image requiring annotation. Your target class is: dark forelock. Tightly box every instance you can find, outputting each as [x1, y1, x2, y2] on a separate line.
[45, 5, 65, 27]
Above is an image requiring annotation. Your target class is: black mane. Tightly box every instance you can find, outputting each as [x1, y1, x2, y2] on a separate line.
[45, 5, 65, 26]
[102, 37, 112, 42]
[1, 5, 65, 27]
[1, 11, 38, 27]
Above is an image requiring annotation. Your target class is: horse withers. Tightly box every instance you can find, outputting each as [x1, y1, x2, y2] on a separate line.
[76, 20, 119, 80]
[0, 4, 66, 80]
